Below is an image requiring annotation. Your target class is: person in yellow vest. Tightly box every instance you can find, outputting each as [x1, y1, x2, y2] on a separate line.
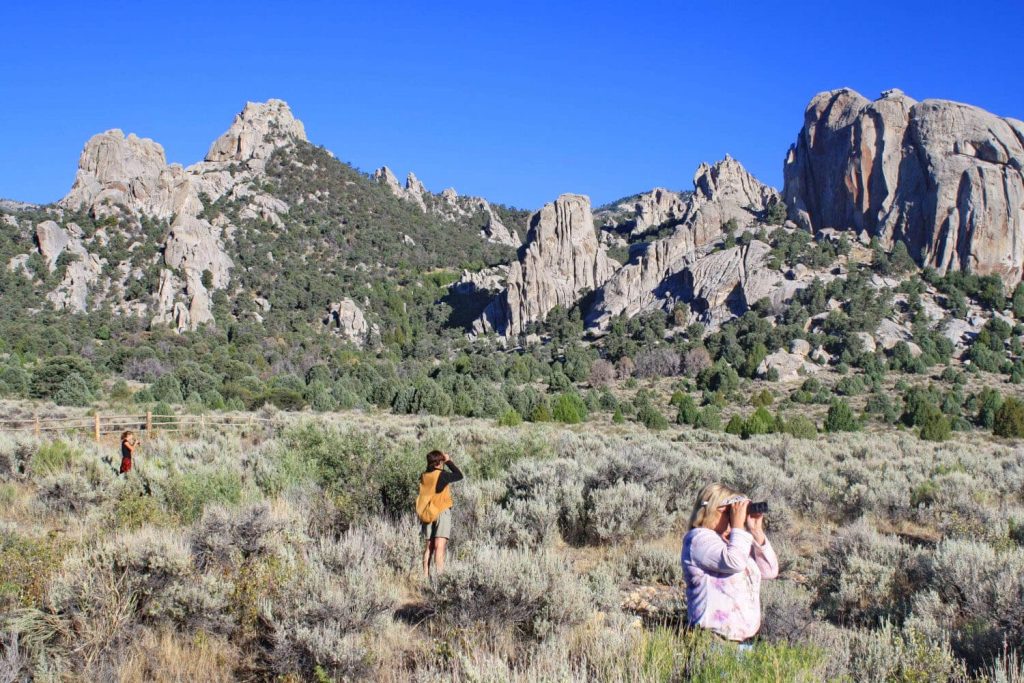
[417, 450, 463, 579]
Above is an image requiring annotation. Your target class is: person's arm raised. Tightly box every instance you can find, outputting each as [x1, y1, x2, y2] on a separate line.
[689, 527, 754, 575]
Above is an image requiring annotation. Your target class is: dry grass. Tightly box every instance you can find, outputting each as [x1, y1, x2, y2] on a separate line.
[0, 409, 1020, 681]
[117, 629, 239, 683]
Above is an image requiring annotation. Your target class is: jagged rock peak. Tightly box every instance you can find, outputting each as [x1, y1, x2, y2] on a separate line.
[586, 156, 779, 330]
[205, 99, 307, 164]
[373, 166, 403, 195]
[632, 188, 686, 235]
[693, 154, 777, 209]
[474, 193, 615, 336]
[60, 129, 172, 214]
[783, 87, 1024, 287]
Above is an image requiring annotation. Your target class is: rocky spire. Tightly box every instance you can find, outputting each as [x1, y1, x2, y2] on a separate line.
[205, 99, 307, 166]
[474, 193, 616, 336]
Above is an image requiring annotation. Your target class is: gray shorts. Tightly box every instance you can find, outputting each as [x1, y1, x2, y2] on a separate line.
[421, 508, 452, 541]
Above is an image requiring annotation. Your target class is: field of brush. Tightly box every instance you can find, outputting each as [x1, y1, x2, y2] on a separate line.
[0, 408, 1022, 682]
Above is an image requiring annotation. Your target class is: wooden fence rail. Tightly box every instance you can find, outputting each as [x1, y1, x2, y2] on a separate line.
[0, 412, 276, 441]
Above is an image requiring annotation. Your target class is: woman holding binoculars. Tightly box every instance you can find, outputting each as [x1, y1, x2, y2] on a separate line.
[681, 483, 778, 645]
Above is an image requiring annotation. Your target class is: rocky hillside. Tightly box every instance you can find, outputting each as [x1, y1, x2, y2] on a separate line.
[2, 90, 1024, 439]
[0, 100, 514, 341]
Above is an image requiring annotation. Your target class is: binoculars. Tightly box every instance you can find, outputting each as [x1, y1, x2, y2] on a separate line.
[722, 496, 769, 514]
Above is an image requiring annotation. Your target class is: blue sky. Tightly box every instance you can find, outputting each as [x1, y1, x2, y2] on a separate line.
[2, 1, 1022, 210]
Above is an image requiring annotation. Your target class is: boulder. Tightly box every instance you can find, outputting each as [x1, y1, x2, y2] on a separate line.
[783, 87, 1024, 288]
[757, 350, 819, 382]
[790, 338, 811, 357]
[59, 130, 184, 219]
[854, 331, 877, 354]
[875, 318, 914, 351]
[35, 220, 71, 270]
[474, 194, 616, 336]
[942, 318, 982, 346]
[477, 199, 520, 247]
[454, 265, 508, 295]
[323, 298, 376, 347]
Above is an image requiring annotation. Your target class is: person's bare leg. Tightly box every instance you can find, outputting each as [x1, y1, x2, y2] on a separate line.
[434, 538, 448, 575]
[423, 539, 434, 578]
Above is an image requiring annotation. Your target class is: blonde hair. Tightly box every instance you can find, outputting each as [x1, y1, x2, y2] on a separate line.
[688, 482, 742, 530]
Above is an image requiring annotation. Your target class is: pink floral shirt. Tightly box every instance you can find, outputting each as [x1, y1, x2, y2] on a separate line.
[681, 527, 779, 641]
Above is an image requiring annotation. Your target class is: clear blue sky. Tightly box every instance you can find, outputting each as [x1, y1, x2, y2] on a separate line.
[2, 1, 1022, 210]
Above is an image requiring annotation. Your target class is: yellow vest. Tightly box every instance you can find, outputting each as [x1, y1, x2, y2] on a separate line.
[415, 469, 452, 523]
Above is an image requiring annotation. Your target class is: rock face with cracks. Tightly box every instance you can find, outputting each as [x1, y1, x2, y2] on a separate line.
[474, 194, 616, 336]
[586, 156, 780, 330]
[783, 87, 1024, 288]
[52, 100, 309, 330]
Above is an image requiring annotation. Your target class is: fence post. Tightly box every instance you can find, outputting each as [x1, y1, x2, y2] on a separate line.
[146, 411, 153, 434]
[94, 414, 101, 443]
[34, 414, 41, 437]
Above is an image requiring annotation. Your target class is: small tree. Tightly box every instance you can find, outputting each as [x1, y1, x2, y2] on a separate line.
[675, 393, 700, 426]
[695, 406, 722, 431]
[918, 404, 951, 442]
[151, 374, 184, 403]
[588, 359, 616, 388]
[993, 397, 1024, 438]
[742, 407, 775, 438]
[53, 373, 93, 407]
[497, 409, 523, 427]
[551, 393, 587, 424]
[824, 399, 860, 432]
[530, 402, 552, 423]
[682, 347, 713, 377]
[637, 404, 669, 430]
[784, 415, 818, 439]
[634, 348, 680, 379]
[725, 415, 745, 436]
[765, 200, 787, 225]
[976, 388, 1003, 428]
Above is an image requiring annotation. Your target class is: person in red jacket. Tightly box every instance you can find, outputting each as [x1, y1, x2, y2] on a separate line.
[119, 431, 137, 474]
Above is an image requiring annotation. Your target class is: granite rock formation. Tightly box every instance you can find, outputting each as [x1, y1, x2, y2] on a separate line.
[587, 156, 780, 329]
[322, 298, 376, 347]
[52, 100, 308, 330]
[374, 166, 520, 247]
[783, 87, 1024, 287]
[474, 194, 616, 336]
[631, 188, 687, 235]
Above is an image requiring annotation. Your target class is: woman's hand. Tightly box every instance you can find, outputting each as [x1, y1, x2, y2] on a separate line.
[442, 452, 451, 464]
[746, 513, 766, 545]
[728, 498, 749, 530]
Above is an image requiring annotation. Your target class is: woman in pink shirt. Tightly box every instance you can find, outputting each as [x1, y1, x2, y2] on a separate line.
[681, 483, 779, 643]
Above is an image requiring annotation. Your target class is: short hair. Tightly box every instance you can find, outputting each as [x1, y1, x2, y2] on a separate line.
[121, 431, 133, 440]
[688, 482, 742, 530]
[426, 450, 446, 469]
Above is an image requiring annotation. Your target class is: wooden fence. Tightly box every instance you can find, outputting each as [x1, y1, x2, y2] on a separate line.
[0, 412, 275, 442]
